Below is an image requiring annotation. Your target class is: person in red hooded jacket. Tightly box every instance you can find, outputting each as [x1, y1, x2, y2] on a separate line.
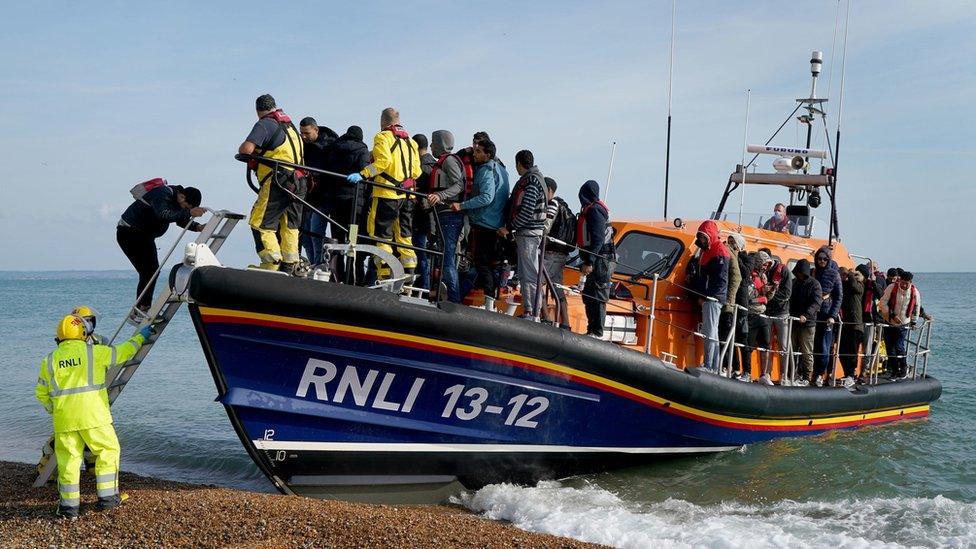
[690, 220, 730, 372]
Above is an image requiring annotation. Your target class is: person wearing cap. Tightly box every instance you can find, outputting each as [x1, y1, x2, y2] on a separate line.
[789, 259, 823, 385]
[36, 315, 152, 519]
[239, 93, 306, 274]
[323, 125, 371, 283]
[117, 182, 204, 323]
[412, 133, 437, 289]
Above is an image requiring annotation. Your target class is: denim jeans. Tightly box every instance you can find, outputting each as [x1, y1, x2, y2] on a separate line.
[701, 300, 722, 372]
[300, 209, 328, 265]
[436, 213, 464, 303]
[413, 232, 429, 289]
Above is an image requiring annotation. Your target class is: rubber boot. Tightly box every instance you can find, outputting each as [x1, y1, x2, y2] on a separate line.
[96, 494, 123, 512]
[56, 504, 79, 520]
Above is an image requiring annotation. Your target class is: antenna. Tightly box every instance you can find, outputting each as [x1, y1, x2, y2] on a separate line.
[737, 89, 751, 230]
[830, 0, 852, 245]
[603, 141, 618, 200]
[663, 0, 676, 218]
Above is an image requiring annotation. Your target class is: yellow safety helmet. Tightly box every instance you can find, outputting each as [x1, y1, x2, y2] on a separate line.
[71, 305, 99, 330]
[56, 314, 90, 342]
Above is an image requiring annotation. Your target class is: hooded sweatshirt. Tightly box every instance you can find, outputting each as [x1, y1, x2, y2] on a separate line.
[429, 130, 465, 203]
[304, 126, 339, 207]
[578, 180, 610, 266]
[764, 259, 794, 317]
[692, 220, 729, 302]
[119, 185, 199, 238]
[790, 259, 823, 327]
[323, 128, 371, 200]
[813, 245, 842, 319]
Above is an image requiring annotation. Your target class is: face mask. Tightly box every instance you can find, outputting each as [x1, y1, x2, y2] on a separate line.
[773, 211, 785, 221]
[695, 236, 708, 250]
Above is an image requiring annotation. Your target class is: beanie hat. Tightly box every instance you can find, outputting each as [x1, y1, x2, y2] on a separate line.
[757, 250, 771, 266]
[412, 133, 429, 150]
[346, 126, 364, 141]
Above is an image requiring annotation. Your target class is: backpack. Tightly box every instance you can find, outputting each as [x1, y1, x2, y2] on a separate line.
[130, 178, 167, 202]
[548, 197, 576, 252]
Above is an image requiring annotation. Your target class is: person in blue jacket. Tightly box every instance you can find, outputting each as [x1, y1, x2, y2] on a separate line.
[812, 245, 843, 386]
[451, 139, 509, 300]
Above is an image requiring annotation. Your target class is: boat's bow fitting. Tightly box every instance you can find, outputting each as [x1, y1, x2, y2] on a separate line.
[171, 242, 223, 301]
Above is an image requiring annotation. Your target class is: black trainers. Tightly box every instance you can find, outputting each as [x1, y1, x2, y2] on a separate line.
[56, 505, 79, 520]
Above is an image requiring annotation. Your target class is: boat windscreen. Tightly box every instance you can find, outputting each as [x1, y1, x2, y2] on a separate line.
[612, 232, 684, 278]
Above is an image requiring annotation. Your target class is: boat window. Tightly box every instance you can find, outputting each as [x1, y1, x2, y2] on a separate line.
[612, 232, 684, 279]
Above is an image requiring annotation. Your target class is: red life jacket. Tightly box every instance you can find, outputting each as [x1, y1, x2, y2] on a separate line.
[769, 261, 786, 286]
[427, 152, 471, 197]
[575, 201, 609, 248]
[252, 109, 306, 179]
[508, 172, 547, 226]
[887, 283, 918, 320]
[752, 271, 767, 304]
[455, 148, 477, 198]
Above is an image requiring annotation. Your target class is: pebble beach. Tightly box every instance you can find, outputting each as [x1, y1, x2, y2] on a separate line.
[0, 461, 594, 548]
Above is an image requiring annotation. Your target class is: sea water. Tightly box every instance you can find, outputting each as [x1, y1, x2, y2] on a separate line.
[2, 271, 973, 547]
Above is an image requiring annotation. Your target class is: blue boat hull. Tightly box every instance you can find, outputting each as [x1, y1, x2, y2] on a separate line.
[185, 267, 940, 501]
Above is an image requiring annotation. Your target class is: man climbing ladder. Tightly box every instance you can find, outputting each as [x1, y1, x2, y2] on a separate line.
[35, 314, 150, 519]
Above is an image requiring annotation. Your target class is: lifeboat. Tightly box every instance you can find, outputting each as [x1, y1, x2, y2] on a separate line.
[180, 55, 941, 503]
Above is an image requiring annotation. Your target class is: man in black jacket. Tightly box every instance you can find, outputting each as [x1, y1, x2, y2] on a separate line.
[412, 133, 437, 290]
[789, 259, 823, 385]
[299, 117, 338, 265]
[578, 180, 612, 337]
[117, 184, 205, 322]
[323, 126, 371, 283]
[759, 247, 793, 384]
[839, 266, 865, 385]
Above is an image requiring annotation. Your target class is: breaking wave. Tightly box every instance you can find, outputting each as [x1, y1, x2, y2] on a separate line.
[458, 481, 976, 548]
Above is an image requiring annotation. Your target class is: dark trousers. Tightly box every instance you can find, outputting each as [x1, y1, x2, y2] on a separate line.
[116, 227, 158, 310]
[583, 252, 612, 336]
[469, 225, 499, 298]
[329, 196, 367, 284]
[813, 319, 836, 380]
[839, 326, 864, 378]
[883, 325, 909, 377]
[746, 314, 770, 373]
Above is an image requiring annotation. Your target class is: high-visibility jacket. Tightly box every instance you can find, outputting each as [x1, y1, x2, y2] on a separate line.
[255, 111, 305, 187]
[35, 335, 145, 433]
[359, 126, 422, 201]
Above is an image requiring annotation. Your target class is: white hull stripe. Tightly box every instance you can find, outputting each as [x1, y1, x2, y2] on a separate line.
[253, 440, 740, 454]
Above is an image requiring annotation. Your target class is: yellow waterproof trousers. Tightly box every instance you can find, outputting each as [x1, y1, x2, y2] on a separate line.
[55, 424, 120, 510]
[366, 196, 416, 278]
[249, 178, 302, 269]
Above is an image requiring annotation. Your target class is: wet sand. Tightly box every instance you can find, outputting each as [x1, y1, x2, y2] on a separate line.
[0, 461, 595, 548]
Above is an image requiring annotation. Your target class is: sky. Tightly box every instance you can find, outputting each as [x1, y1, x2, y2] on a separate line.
[0, 0, 973, 271]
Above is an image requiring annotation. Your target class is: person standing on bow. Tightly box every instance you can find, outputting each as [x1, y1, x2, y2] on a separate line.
[424, 130, 467, 303]
[322, 126, 371, 283]
[347, 108, 421, 283]
[412, 133, 437, 290]
[36, 315, 151, 519]
[790, 259, 823, 385]
[839, 265, 865, 385]
[238, 94, 306, 274]
[298, 117, 338, 266]
[117, 180, 204, 324]
[759, 247, 793, 384]
[690, 220, 729, 371]
[578, 180, 615, 338]
[451, 139, 509, 304]
[502, 150, 547, 319]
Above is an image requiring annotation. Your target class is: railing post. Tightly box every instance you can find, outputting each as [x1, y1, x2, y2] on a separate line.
[911, 320, 925, 380]
[921, 321, 933, 378]
[644, 274, 659, 354]
[784, 315, 795, 385]
[831, 320, 843, 386]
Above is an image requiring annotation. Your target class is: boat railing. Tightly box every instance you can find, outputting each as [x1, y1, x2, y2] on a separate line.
[235, 153, 447, 297]
[639, 273, 936, 386]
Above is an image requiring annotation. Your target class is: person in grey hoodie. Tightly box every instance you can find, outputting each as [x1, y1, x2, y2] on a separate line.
[424, 130, 466, 303]
[502, 150, 547, 318]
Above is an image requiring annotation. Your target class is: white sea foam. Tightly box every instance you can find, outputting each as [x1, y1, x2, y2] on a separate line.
[457, 482, 976, 548]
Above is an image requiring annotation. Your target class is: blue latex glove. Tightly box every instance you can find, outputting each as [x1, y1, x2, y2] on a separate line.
[138, 325, 153, 340]
[346, 173, 363, 184]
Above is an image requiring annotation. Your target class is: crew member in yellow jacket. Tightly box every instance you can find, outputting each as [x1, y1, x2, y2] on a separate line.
[347, 107, 421, 281]
[36, 314, 150, 519]
[239, 93, 306, 273]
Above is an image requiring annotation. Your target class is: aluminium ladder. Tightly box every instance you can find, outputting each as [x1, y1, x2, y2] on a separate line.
[33, 210, 244, 487]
